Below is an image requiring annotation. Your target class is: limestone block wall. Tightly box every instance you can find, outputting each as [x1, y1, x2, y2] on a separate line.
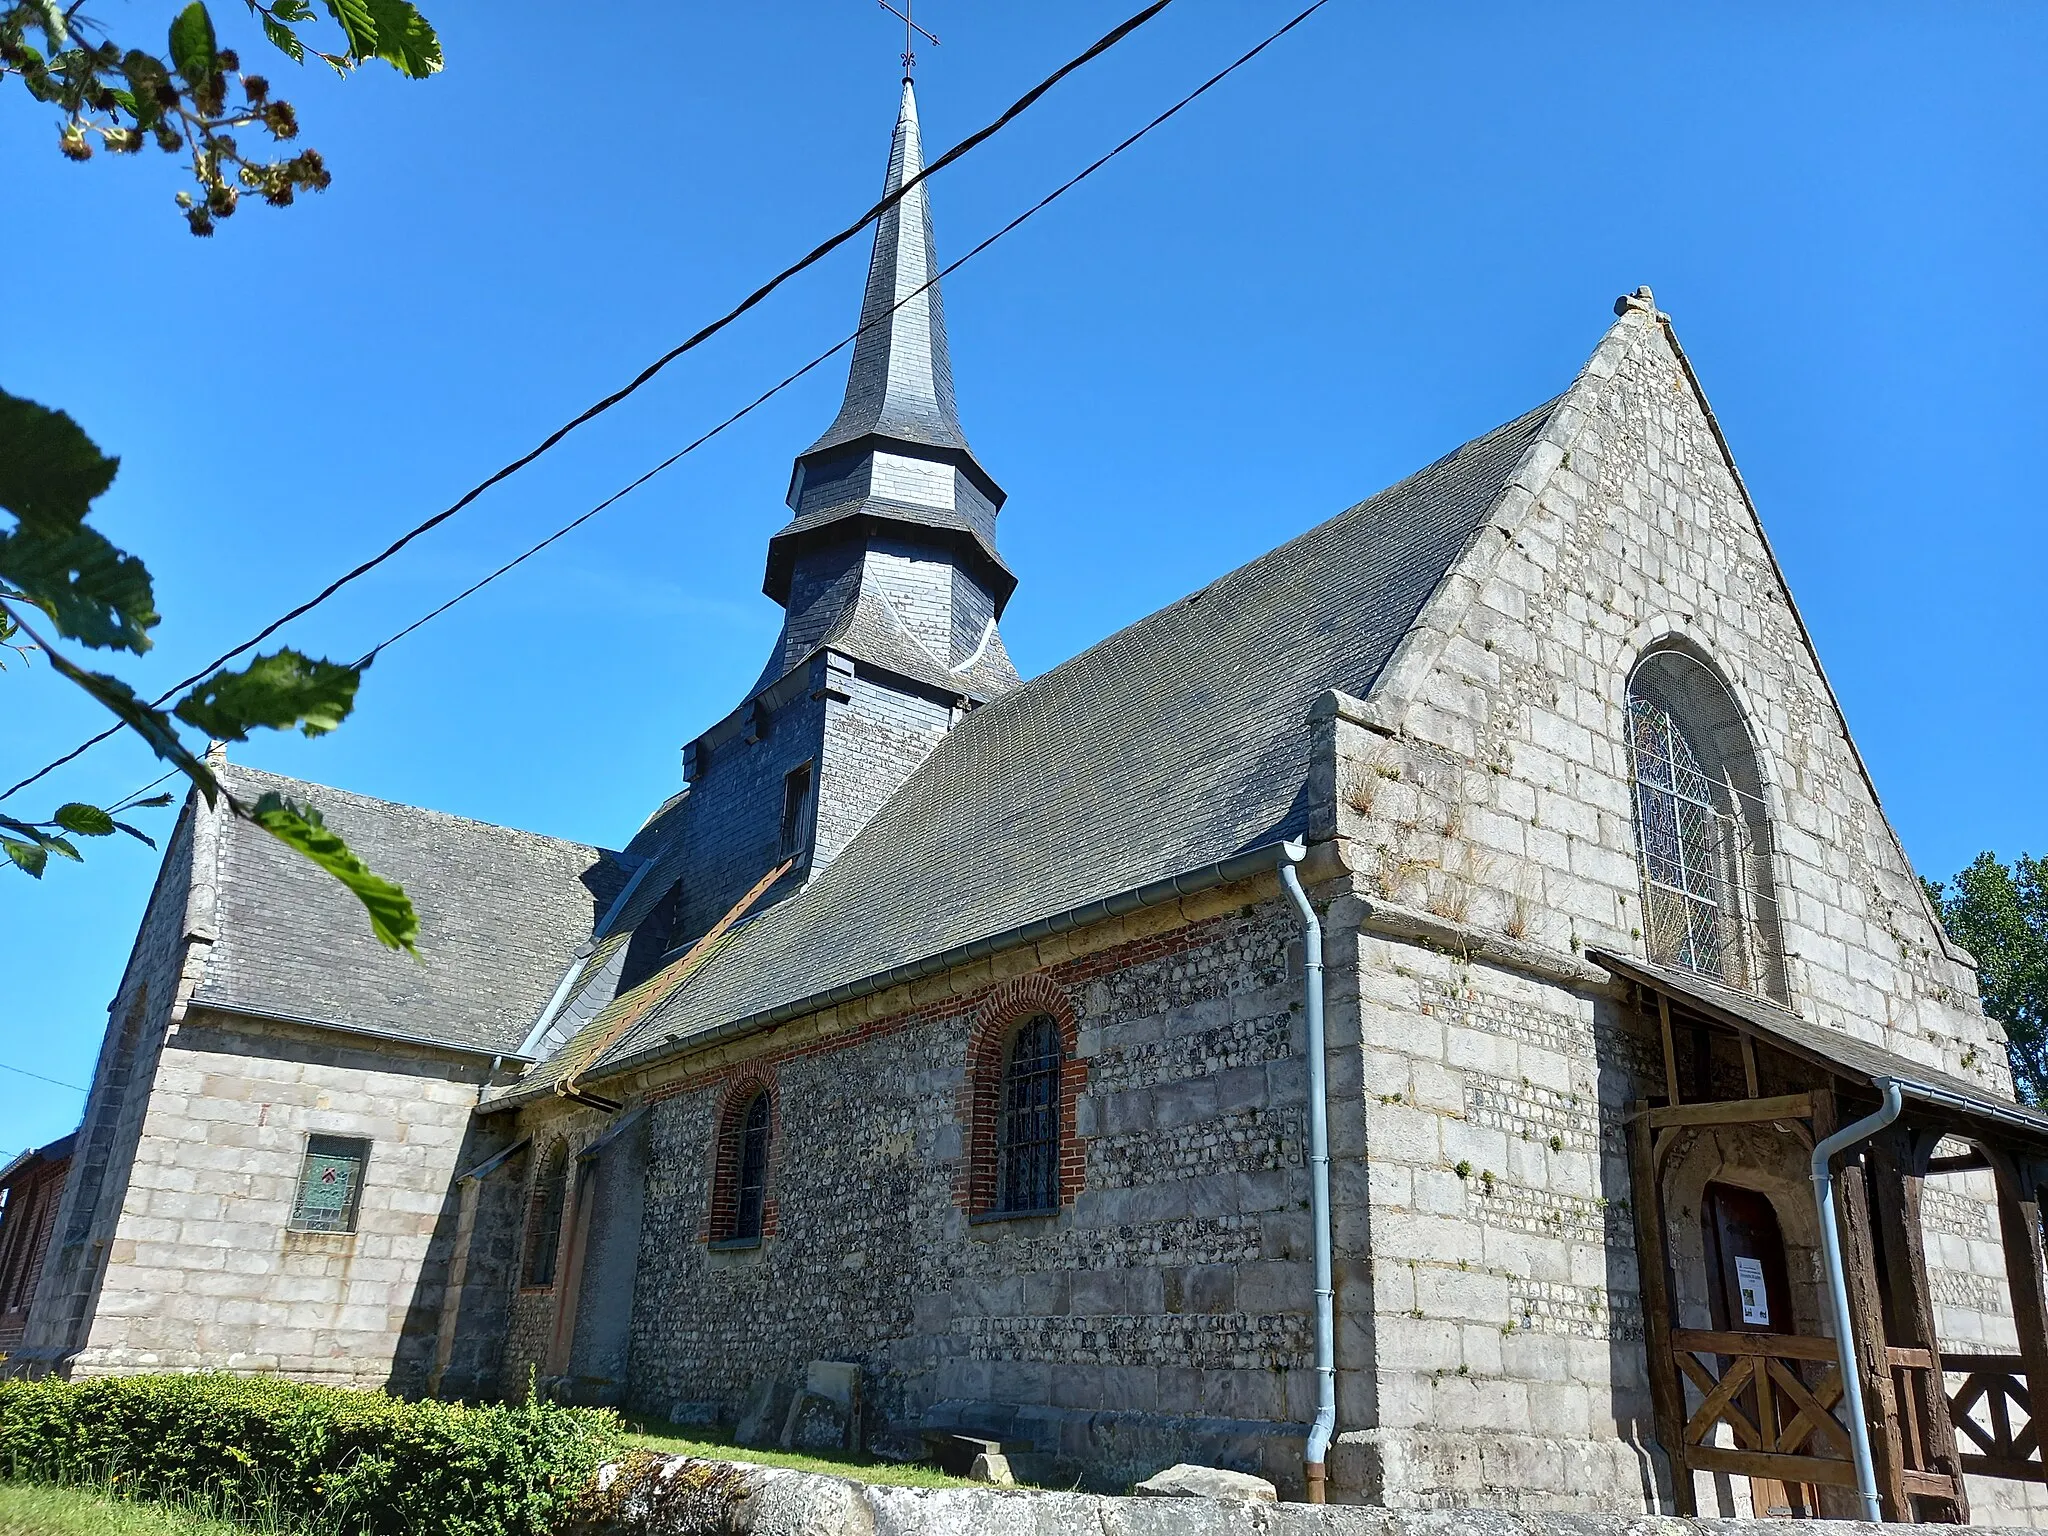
[1317, 897, 1658, 1512]
[68, 1009, 489, 1391]
[18, 800, 202, 1371]
[1305, 301, 2027, 1518]
[1346, 300, 2001, 1093]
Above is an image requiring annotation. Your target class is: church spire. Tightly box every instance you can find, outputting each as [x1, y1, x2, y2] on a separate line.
[806, 78, 968, 459]
[766, 80, 1011, 616]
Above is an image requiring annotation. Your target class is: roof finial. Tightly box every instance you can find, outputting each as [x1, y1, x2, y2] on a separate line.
[878, 0, 938, 80]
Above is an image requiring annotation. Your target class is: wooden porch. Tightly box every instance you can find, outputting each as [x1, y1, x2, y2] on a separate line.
[1595, 950, 2048, 1523]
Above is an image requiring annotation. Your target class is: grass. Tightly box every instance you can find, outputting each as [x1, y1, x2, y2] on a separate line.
[619, 1418, 993, 1489]
[0, 1483, 303, 1536]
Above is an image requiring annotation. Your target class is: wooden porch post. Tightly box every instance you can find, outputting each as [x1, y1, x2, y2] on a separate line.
[1987, 1149, 2048, 1466]
[1630, 1101, 1695, 1515]
[1871, 1133, 1969, 1521]
[1839, 1154, 1912, 1519]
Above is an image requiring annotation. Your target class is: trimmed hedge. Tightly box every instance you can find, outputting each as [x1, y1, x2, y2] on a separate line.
[0, 1374, 623, 1536]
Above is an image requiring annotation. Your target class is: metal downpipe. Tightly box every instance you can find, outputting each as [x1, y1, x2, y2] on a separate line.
[1811, 1078, 1902, 1523]
[1278, 841, 1336, 1503]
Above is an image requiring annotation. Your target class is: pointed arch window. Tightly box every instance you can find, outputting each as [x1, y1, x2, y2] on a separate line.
[998, 1015, 1063, 1215]
[732, 1092, 771, 1242]
[1627, 648, 1788, 1001]
[522, 1142, 569, 1288]
[709, 1079, 776, 1246]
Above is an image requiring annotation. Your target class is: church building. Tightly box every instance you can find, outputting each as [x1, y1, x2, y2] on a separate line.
[16, 81, 2048, 1521]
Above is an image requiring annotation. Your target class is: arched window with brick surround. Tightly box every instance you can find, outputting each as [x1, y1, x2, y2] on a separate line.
[708, 1077, 776, 1245]
[521, 1141, 568, 1288]
[963, 978, 1081, 1219]
[1627, 645, 1789, 1002]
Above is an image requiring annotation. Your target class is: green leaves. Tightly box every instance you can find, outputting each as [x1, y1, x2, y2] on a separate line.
[0, 390, 121, 538]
[167, 2, 218, 86]
[173, 649, 362, 740]
[247, 791, 418, 953]
[0, 521, 160, 653]
[52, 802, 116, 836]
[39, 640, 221, 806]
[0, 390, 157, 653]
[319, 0, 440, 77]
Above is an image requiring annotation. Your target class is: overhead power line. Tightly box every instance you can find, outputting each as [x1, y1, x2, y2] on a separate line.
[354, 0, 1336, 669]
[0, 0, 1177, 806]
[6, 0, 1339, 805]
[0, 1060, 88, 1094]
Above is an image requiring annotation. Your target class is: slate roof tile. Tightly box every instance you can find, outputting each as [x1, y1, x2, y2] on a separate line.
[194, 765, 624, 1055]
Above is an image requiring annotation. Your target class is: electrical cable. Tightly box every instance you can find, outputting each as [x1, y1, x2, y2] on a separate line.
[0, 1061, 88, 1094]
[5, 0, 1337, 804]
[0, 0, 1177, 806]
[353, 0, 1334, 670]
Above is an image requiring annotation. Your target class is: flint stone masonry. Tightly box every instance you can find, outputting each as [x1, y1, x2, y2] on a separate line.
[535, 897, 1319, 1493]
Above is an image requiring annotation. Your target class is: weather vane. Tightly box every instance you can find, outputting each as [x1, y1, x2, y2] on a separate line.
[878, 0, 938, 79]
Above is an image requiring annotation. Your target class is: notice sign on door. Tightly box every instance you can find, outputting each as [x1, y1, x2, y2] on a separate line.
[1735, 1255, 1770, 1326]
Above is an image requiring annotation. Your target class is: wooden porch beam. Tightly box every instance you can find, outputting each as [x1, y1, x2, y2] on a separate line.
[1643, 1093, 1816, 1131]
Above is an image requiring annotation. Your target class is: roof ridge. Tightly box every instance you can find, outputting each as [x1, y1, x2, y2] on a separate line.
[221, 762, 615, 857]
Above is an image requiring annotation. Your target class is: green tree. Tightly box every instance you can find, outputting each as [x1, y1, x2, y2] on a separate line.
[1925, 854, 2048, 1103]
[2, 1, 439, 950]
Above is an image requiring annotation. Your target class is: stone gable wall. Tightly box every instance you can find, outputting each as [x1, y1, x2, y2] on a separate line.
[1310, 305, 2032, 1518]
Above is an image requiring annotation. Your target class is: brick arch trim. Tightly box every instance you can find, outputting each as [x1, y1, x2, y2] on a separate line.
[959, 976, 1082, 1216]
[704, 1071, 779, 1243]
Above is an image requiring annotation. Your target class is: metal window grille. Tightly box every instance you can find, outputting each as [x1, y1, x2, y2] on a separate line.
[1630, 694, 1756, 990]
[523, 1146, 568, 1286]
[732, 1092, 771, 1241]
[998, 1015, 1062, 1215]
[289, 1134, 369, 1234]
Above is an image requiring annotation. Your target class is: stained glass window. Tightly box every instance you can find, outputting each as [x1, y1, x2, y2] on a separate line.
[289, 1134, 369, 1234]
[1630, 693, 1733, 979]
[998, 1015, 1062, 1215]
[732, 1092, 771, 1242]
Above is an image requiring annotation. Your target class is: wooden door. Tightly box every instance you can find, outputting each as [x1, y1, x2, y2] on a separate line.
[1702, 1182, 1811, 1517]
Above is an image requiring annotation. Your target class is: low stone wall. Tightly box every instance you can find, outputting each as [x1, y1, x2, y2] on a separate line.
[579, 1456, 2032, 1535]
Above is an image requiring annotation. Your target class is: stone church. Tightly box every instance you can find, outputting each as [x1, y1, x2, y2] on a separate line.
[15, 80, 2048, 1521]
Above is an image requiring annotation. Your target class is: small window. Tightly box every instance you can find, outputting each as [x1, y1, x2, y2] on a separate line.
[732, 1092, 771, 1242]
[523, 1142, 569, 1287]
[998, 1016, 1062, 1214]
[779, 762, 815, 856]
[289, 1134, 369, 1233]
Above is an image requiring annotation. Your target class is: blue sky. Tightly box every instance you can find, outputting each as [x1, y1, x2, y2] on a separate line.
[4, 1, 2043, 1151]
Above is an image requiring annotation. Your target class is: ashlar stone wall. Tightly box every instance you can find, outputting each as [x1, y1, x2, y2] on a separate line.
[1307, 298, 2031, 1519]
[65, 1007, 493, 1391]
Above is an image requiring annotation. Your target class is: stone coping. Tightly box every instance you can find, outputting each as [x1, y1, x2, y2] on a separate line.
[583, 1455, 2034, 1535]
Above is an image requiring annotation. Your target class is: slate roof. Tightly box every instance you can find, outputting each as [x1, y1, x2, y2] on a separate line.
[562, 396, 1559, 1085]
[193, 765, 626, 1056]
[804, 79, 972, 461]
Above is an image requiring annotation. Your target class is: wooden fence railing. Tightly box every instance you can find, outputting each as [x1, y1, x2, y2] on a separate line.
[1945, 1353, 2046, 1484]
[1672, 1329, 1856, 1490]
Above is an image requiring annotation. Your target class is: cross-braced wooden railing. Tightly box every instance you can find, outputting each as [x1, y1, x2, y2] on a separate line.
[1945, 1353, 2046, 1483]
[1673, 1329, 1857, 1491]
